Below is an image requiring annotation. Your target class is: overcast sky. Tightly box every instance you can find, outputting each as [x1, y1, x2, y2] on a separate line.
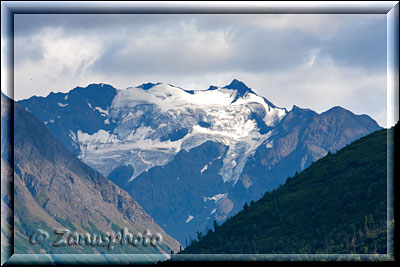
[10, 13, 389, 127]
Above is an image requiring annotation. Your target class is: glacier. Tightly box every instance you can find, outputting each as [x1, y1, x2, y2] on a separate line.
[16, 80, 383, 246]
[73, 80, 287, 184]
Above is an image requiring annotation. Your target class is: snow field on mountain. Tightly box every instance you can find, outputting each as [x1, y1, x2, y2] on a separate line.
[75, 83, 287, 183]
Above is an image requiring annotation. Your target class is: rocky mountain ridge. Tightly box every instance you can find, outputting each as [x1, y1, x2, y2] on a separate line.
[17, 80, 382, 245]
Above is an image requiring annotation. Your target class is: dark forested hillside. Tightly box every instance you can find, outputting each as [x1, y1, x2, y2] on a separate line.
[180, 126, 393, 255]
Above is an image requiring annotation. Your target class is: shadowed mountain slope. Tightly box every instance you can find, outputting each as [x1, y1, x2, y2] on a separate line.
[1, 93, 180, 259]
[180, 125, 393, 254]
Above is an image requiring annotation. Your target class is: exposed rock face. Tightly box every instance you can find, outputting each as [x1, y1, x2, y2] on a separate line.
[215, 199, 234, 221]
[115, 102, 381, 245]
[17, 81, 382, 246]
[18, 81, 287, 182]
[1, 93, 180, 256]
[180, 126, 390, 255]
[230, 105, 383, 216]
[125, 141, 230, 245]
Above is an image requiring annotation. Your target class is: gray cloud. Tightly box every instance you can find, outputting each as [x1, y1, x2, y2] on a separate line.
[12, 13, 389, 127]
[14, 14, 189, 36]
[14, 36, 44, 67]
[14, 14, 386, 73]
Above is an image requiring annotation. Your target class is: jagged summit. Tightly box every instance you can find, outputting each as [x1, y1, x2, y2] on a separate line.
[291, 105, 313, 112]
[324, 105, 352, 114]
[220, 79, 255, 104]
[137, 82, 160, 90]
[70, 83, 115, 92]
[223, 79, 255, 97]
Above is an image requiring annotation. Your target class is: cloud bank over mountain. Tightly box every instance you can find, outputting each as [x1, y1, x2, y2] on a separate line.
[11, 13, 387, 126]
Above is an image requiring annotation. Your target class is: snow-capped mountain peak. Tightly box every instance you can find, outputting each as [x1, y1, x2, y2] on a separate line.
[17, 81, 382, 246]
[18, 81, 287, 184]
[65, 81, 286, 183]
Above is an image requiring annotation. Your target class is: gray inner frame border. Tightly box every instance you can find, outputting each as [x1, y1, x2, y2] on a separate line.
[1, 1, 398, 264]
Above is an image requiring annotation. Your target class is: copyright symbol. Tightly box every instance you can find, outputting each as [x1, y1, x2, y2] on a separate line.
[30, 229, 49, 245]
